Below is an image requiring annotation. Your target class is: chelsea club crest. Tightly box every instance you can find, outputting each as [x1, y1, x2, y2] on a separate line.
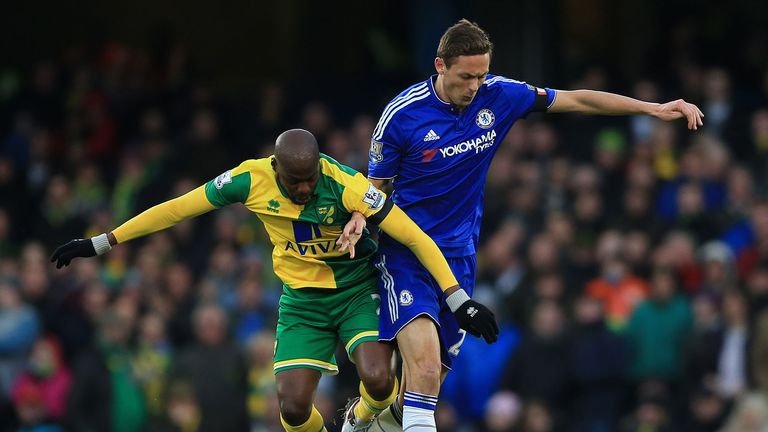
[399, 290, 413, 306]
[476, 108, 495, 129]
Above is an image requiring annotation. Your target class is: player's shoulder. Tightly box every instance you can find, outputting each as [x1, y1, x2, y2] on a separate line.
[319, 154, 364, 186]
[374, 78, 433, 140]
[482, 74, 529, 92]
[232, 157, 271, 176]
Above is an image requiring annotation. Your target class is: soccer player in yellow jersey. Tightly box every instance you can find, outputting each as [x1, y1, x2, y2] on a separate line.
[51, 129, 498, 432]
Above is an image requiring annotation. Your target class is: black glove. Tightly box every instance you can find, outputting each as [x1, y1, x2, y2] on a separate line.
[50, 239, 97, 268]
[446, 289, 499, 344]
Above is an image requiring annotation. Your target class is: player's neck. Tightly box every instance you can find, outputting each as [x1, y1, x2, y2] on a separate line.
[434, 75, 465, 113]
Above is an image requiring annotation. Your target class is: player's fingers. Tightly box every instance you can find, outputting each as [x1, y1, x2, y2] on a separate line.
[683, 106, 696, 130]
[483, 330, 498, 344]
[694, 107, 704, 126]
[464, 325, 481, 338]
[354, 220, 364, 235]
[349, 244, 356, 259]
[55, 256, 70, 269]
[50, 243, 69, 262]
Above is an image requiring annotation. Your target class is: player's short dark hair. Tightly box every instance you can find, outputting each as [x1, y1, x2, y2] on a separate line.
[437, 19, 493, 67]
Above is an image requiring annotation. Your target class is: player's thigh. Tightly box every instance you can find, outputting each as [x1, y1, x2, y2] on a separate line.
[396, 316, 442, 378]
[335, 278, 383, 361]
[275, 288, 341, 375]
[375, 252, 442, 343]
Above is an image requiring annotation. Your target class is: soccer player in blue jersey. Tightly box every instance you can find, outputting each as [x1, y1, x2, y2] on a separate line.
[340, 19, 704, 431]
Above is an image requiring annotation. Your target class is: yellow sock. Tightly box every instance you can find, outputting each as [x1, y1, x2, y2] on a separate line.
[354, 377, 399, 422]
[280, 405, 326, 432]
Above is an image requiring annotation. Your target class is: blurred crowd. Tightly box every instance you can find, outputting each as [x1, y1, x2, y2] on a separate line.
[2, 35, 768, 432]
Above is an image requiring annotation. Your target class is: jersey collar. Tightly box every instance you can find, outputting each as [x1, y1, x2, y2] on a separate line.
[428, 74, 479, 114]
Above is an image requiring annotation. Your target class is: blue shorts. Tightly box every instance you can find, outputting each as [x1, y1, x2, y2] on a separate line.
[374, 249, 476, 368]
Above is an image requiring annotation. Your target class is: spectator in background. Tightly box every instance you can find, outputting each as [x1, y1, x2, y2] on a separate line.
[483, 391, 522, 432]
[718, 392, 768, 432]
[625, 267, 692, 383]
[500, 301, 569, 416]
[684, 292, 724, 395]
[36, 176, 85, 251]
[568, 295, 627, 432]
[0, 278, 40, 402]
[163, 262, 197, 348]
[232, 278, 268, 346]
[586, 250, 649, 332]
[133, 313, 173, 425]
[518, 400, 555, 432]
[683, 386, 728, 432]
[170, 304, 248, 432]
[620, 392, 673, 432]
[154, 380, 201, 432]
[722, 199, 768, 260]
[11, 336, 71, 422]
[715, 290, 749, 400]
[67, 309, 145, 432]
[245, 331, 277, 430]
[697, 241, 737, 299]
[12, 382, 65, 432]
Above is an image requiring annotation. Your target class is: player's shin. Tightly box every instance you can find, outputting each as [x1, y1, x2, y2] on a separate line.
[281, 405, 327, 432]
[355, 377, 399, 421]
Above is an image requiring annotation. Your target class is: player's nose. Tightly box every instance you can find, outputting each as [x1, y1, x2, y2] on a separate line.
[296, 182, 312, 194]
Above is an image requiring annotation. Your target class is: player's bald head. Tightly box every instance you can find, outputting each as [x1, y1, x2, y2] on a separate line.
[274, 129, 320, 172]
[272, 129, 321, 205]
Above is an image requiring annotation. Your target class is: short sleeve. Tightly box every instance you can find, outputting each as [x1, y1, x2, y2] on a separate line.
[341, 172, 389, 218]
[368, 108, 405, 179]
[490, 76, 557, 117]
[204, 161, 252, 207]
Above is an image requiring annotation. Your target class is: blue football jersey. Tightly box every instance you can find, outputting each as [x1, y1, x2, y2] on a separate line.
[368, 74, 556, 257]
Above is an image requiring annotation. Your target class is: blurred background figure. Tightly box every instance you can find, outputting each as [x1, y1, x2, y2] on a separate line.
[169, 304, 247, 432]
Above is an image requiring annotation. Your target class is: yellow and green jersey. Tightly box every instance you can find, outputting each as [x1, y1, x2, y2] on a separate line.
[111, 153, 458, 293]
[203, 154, 386, 289]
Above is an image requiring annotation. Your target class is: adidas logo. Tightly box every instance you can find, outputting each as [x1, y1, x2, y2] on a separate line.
[423, 129, 440, 141]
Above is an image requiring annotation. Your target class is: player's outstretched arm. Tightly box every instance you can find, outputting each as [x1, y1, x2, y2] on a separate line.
[51, 185, 215, 268]
[372, 201, 499, 343]
[549, 89, 704, 130]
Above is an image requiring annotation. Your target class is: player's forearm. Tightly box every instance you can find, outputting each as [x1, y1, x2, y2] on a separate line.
[110, 185, 215, 244]
[378, 205, 459, 291]
[552, 89, 659, 116]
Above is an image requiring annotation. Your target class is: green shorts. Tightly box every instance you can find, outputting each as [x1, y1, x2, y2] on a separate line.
[274, 278, 380, 375]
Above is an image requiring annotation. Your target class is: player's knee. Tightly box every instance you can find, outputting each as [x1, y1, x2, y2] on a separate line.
[278, 394, 313, 426]
[359, 364, 394, 399]
[408, 361, 441, 388]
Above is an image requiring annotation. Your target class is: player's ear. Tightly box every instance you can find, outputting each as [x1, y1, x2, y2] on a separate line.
[435, 57, 445, 75]
[271, 156, 277, 171]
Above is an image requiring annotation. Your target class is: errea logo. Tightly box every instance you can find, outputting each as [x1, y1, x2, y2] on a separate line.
[267, 199, 280, 213]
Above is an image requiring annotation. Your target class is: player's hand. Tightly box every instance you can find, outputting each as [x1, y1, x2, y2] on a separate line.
[50, 239, 97, 268]
[653, 99, 704, 130]
[445, 288, 499, 344]
[337, 211, 366, 259]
